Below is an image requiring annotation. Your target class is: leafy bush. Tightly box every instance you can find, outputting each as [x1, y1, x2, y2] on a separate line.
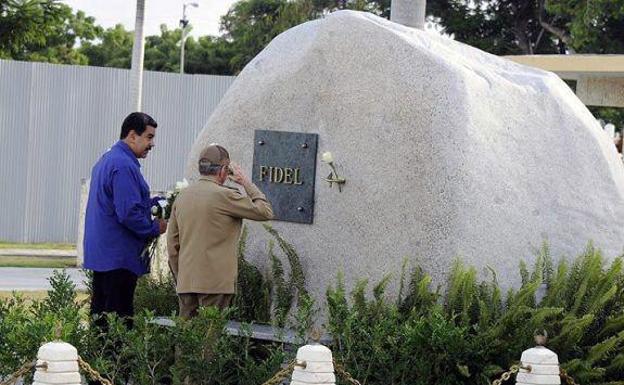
[0, 271, 288, 385]
[8, 240, 624, 385]
[134, 273, 178, 317]
[0, 270, 90, 379]
[327, 243, 624, 385]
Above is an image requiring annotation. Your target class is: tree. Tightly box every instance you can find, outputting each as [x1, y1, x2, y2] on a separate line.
[0, 0, 101, 63]
[546, 0, 624, 54]
[80, 24, 133, 68]
[144, 25, 183, 73]
[219, 0, 314, 73]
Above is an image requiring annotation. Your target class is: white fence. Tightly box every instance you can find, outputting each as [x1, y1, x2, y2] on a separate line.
[0, 59, 235, 243]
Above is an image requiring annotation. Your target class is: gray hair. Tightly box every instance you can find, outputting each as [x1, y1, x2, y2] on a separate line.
[198, 159, 224, 176]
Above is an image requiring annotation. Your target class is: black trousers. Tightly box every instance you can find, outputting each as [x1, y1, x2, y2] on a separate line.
[89, 269, 138, 385]
[90, 268, 138, 328]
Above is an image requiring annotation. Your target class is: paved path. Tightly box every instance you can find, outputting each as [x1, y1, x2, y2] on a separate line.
[0, 267, 87, 291]
[0, 248, 77, 257]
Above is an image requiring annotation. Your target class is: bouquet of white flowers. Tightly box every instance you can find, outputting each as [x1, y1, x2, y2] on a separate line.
[139, 178, 189, 268]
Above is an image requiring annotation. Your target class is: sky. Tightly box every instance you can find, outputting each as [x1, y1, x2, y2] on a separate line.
[62, 0, 239, 38]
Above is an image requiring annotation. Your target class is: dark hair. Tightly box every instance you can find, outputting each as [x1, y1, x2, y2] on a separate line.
[120, 112, 158, 139]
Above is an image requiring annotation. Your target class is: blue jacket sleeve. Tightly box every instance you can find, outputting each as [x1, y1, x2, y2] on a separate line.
[112, 166, 160, 240]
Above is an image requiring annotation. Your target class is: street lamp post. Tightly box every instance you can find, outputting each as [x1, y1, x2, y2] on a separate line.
[180, 2, 199, 74]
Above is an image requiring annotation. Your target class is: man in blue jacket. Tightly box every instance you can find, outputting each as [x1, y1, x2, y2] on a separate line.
[84, 112, 167, 327]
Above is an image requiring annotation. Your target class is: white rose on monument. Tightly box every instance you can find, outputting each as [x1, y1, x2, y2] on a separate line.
[321, 151, 334, 164]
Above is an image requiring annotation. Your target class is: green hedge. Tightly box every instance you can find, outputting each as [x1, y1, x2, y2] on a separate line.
[327, 243, 624, 385]
[0, 271, 286, 385]
[3, 241, 624, 385]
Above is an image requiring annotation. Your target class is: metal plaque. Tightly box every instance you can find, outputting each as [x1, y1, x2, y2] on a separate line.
[252, 130, 318, 224]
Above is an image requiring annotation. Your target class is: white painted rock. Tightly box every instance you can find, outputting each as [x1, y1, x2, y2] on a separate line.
[33, 371, 81, 384]
[520, 363, 559, 375]
[521, 346, 559, 366]
[290, 382, 335, 385]
[36, 360, 79, 373]
[187, 10, 624, 310]
[298, 360, 335, 372]
[37, 342, 78, 362]
[516, 372, 561, 385]
[296, 344, 333, 362]
[32, 383, 81, 385]
[292, 369, 336, 383]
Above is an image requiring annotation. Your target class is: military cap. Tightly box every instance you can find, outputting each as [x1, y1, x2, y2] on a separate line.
[199, 144, 230, 167]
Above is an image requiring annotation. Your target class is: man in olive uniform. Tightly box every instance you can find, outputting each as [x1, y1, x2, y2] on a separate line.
[167, 144, 273, 318]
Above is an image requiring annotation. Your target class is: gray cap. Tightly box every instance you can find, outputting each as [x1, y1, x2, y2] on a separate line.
[199, 144, 230, 167]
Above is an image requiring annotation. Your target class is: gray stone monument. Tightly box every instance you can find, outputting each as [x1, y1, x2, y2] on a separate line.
[186, 11, 624, 312]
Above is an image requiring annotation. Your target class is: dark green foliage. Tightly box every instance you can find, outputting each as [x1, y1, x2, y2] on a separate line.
[234, 225, 272, 323]
[0, 0, 100, 63]
[173, 308, 287, 385]
[0, 270, 90, 380]
[6, 241, 624, 385]
[0, 270, 287, 385]
[268, 240, 292, 327]
[264, 224, 315, 330]
[264, 224, 309, 302]
[328, 242, 624, 385]
[134, 273, 178, 317]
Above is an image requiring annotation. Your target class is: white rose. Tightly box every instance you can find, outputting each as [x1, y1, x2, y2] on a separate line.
[175, 178, 189, 190]
[321, 151, 334, 163]
[151, 205, 160, 216]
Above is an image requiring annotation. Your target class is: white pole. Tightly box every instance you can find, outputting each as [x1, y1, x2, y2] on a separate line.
[180, 28, 187, 74]
[130, 0, 146, 111]
[391, 0, 426, 30]
[179, 3, 198, 75]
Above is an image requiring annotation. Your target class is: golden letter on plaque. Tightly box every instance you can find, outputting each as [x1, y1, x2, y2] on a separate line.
[274, 167, 285, 183]
[294, 168, 303, 185]
[284, 168, 294, 184]
[260, 166, 269, 181]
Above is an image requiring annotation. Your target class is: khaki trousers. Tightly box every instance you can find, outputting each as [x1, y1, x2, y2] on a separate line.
[178, 293, 233, 319]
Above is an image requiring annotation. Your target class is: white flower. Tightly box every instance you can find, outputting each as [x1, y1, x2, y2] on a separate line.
[151, 205, 160, 216]
[157, 199, 168, 208]
[175, 178, 189, 190]
[321, 151, 334, 164]
[166, 191, 174, 199]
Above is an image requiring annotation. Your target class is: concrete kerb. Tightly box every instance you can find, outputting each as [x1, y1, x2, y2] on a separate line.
[150, 317, 333, 345]
[0, 249, 77, 258]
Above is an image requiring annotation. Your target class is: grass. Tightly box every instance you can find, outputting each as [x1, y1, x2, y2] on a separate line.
[0, 290, 88, 302]
[0, 256, 77, 268]
[0, 242, 75, 250]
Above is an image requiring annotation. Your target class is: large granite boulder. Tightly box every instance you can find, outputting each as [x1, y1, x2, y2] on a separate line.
[186, 10, 624, 309]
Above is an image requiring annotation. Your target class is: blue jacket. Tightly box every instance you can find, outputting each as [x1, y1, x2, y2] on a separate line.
[84, 141, 159, 276]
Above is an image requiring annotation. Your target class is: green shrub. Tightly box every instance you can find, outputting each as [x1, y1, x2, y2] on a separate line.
[134, 273, 178, 317]
[327, 243, 624, 385]
[8, 240, 624, 385]
[0, 270, 287, 385]
[0, 270, 88, 381]
[234, 225, 272, 323]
